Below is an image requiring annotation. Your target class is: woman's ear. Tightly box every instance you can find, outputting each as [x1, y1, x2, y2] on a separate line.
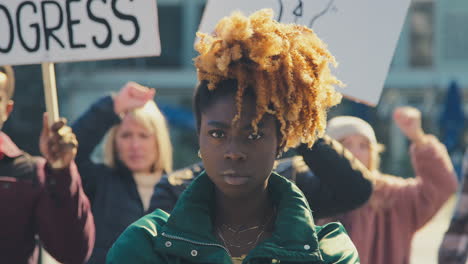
[6, 100, 14, 116]
[276, 142, 285, 159]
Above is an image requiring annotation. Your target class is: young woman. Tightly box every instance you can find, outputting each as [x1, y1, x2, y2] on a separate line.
[154, 134, 373, 219]
[72, 82, 173, 264]
[107, 9, 359, 263]
[319, 108, 458, 264]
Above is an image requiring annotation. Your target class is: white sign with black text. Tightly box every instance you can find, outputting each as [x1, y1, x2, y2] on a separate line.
[198, 0, 411, 105]
[0, 0, 161, 65]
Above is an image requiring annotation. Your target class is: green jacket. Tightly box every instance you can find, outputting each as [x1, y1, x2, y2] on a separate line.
[107, 172, 360, 264]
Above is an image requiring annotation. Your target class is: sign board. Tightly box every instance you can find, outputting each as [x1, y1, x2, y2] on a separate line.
[198, 0, 411, 105]
[0, 0, 161, 65]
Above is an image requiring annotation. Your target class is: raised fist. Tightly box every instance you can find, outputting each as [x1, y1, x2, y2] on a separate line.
[40, 113, 78, 169]
[113, 82, 156, 116]
[393, 106, 425, 144]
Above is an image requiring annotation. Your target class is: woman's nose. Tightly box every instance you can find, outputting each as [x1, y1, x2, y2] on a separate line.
[224, 140, 247, 161]
[129, 138, 141, 149]
[224, 150, 247, 161]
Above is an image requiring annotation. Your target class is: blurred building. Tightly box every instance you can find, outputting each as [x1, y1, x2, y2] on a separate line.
[377, 0, 468, 175]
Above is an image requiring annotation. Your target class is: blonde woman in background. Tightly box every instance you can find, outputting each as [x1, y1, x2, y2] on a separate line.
[71, 82, 172, 264]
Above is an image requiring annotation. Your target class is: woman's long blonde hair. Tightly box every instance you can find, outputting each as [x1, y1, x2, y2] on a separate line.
[104, 100, 173, 173]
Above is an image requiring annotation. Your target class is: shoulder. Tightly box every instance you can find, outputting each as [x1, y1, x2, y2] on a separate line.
[0, 152, 41, 182]
[125, 209, 170, 237]
[165, 163, 202, 186]
[107, 210, 169, 263]
[316, 222, 360, 264]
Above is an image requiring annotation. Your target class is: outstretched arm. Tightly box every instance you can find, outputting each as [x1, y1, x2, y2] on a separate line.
[377, 107, 457, 233]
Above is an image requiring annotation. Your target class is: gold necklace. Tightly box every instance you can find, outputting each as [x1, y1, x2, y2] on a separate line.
[221, 223, 261, 234]
[216, 207, 276, 249]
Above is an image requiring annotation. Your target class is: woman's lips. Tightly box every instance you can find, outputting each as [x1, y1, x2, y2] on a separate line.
[221, 170, 249, 186]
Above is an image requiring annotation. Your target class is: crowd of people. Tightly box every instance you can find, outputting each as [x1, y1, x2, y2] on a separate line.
[0, 8, 463, 264]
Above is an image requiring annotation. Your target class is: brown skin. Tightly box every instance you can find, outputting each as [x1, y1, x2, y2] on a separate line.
[113, 82, 155, 115]
[199, 94, 277, 257]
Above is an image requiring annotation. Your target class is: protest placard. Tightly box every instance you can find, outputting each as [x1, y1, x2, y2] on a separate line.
[0, 0, 161, 123]
[198, 0, 411, 105]
[0, 0, 160, 65]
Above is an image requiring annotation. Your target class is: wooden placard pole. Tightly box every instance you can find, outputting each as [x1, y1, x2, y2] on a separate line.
[41, 62, 59, 126]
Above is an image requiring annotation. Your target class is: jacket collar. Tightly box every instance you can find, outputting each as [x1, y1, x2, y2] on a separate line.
[0, 132, 23, 158]
[156, 171, 323, 263]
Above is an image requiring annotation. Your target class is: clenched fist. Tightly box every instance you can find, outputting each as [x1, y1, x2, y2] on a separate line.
[40, 113, 78, 169]
[393, 106, 426, 145]
[113, 82, 156, 116]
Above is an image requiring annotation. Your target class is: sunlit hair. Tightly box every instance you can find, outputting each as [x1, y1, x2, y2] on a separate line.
[104, 100, 173, 173]
[0, 66, 15, 99]
[369, 142, 385, 172]
[194, 9, 342, 151]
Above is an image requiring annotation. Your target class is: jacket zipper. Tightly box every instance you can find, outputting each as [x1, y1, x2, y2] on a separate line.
[161, 232, 232, 257]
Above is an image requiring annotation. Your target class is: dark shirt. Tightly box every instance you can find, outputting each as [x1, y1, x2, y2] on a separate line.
[0, 132, 95, 264]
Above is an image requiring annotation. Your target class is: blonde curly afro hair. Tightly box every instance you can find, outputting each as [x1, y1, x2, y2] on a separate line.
[194, 9, 342, 151]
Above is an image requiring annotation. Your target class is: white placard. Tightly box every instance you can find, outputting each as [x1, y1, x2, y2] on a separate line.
[198, 0, 411, 105]
[0, 0, 161, 65]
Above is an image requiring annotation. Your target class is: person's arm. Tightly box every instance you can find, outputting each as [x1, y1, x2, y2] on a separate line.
[389, 107, 457, 231]
[385, 135, 457, 232]
[36, 161, 95, 264]
[71, 95, 121, 200]
[295, 135, 373, 219]
[36, 115, 95, 264]
[72, 95, 121, 168]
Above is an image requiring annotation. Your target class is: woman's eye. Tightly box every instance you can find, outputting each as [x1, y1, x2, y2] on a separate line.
[139, 133, 151, 139]
[119, 132, 131, 139]
[209, 130, 225, 138]
[248, 132, 263, 140]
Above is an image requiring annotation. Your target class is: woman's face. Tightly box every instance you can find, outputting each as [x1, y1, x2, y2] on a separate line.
[339, 134, 371, 169]
[115, 116, 158, 174]
[199, 95, 278, 198]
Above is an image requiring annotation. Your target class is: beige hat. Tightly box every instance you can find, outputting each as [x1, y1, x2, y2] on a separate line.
[327, 116, 377, 144]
